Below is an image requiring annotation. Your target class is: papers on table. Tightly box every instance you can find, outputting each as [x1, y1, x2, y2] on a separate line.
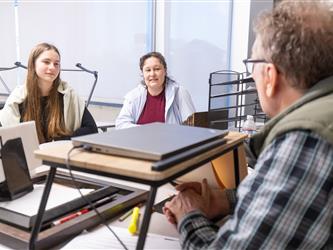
[0, 183, 93, 216]
[62, 225, 180, 249]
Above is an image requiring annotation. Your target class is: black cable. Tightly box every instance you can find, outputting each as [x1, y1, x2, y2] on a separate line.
[65, 145, 129, 250]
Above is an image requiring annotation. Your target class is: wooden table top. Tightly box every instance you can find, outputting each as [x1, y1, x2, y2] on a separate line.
[35, 131, 246, 182]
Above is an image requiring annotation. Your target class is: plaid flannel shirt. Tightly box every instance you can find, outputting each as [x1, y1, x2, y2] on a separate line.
[178, 131, 333, 249]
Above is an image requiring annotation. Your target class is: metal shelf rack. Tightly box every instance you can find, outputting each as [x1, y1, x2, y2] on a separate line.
[208, 70, 267, 131]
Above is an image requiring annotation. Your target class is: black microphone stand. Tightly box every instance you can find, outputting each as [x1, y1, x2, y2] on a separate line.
[0, 62, 28, 95]
[61, 63, 98, 108]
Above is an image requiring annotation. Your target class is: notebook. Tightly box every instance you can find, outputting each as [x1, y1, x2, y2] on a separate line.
[72, 122, 228, 162]
[0, 121, 41, 182]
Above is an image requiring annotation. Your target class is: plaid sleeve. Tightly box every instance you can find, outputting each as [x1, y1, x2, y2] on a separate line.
[178, 210, 219, 249]
[177, 131, 333, 249]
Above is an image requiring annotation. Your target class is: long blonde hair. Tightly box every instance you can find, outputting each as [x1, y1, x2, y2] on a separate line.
[22, 42, 69, 143]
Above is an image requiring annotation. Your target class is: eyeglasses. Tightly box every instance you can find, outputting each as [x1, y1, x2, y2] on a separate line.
[243, 59, 268, 75]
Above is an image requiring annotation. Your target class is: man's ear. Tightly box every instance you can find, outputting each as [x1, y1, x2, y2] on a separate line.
[264, 63, 279, 98]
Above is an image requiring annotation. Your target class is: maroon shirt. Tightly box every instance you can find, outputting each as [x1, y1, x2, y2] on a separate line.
[137, 89, 166, 124]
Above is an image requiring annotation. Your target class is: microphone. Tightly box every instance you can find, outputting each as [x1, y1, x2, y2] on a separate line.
[75, 63, 98, 77]
[14, 61, 27, 69]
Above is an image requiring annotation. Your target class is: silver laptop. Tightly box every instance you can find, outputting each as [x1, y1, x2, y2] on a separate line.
[0, 121, 41, 182]
[72, 122, 228, 161]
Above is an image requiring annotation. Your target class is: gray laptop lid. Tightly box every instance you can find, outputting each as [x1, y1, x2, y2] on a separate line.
[72, 123, 228, 161]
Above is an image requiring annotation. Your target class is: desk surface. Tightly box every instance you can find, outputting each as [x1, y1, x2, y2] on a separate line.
[35, 132, 246, 182]
[0, 172, 180, 249]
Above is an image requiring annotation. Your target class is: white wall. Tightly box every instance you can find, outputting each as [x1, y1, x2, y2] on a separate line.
[162, 1, 233, 111]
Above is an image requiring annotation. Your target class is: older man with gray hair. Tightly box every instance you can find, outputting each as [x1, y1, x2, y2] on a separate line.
[163, 1, 333, 249]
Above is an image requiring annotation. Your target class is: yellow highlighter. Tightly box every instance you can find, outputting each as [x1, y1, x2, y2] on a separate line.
[128, 206, 140, 235]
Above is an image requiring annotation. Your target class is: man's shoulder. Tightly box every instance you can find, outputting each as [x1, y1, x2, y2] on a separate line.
[269, 130, 333, 156]
[269, 96, 333, 147]
[273, 129, 325, 143]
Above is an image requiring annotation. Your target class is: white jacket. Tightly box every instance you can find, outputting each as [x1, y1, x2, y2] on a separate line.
[116, 79, 195, 129]
[0, 81, 85, 132]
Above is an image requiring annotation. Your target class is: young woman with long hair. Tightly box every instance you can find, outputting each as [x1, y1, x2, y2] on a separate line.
[0, 43, 98, 143]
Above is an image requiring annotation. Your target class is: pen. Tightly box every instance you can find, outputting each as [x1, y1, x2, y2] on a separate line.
[118, 208, 133, 222]
[128, 206, 140, 235]
[90, 195, 116, 209]
[52, 208, 89, 226]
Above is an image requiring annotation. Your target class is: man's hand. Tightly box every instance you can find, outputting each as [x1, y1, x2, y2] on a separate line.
[163, 179, 210, 224]
[163, 179, 231, 225]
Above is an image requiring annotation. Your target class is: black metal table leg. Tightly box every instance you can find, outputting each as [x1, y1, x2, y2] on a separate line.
[233, 147, 240, 187]
[136, 186, 157, 250]
[29, 166, 57, 250]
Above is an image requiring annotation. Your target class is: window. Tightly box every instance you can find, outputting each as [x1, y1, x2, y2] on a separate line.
[162, 1, 233, 111]
[1, 1, 151, 104]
